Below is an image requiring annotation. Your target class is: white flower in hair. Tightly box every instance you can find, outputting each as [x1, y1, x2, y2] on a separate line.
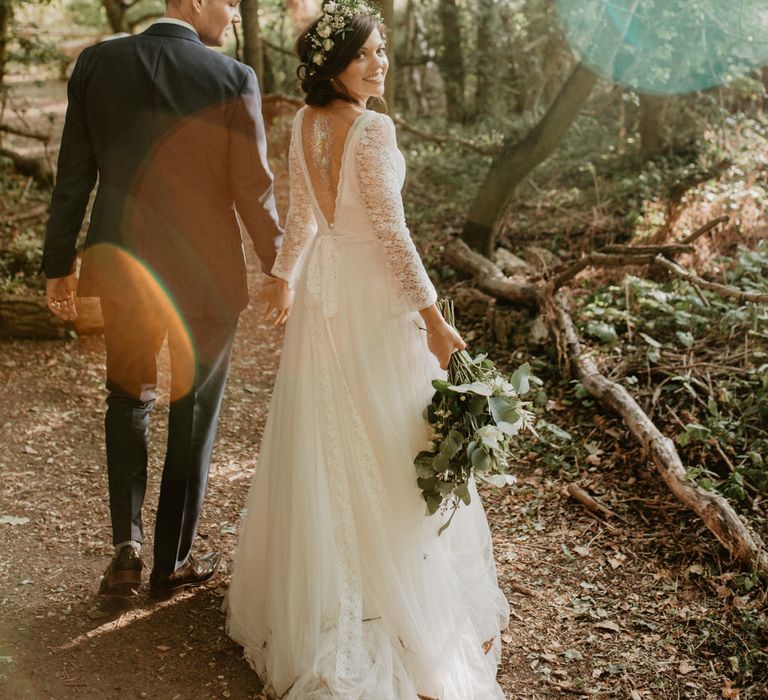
[305, 0, 383, 76]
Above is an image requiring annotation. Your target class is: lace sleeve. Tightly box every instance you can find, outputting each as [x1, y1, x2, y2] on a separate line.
[271, 122, 317, 286]
[355, 113, 437, 311]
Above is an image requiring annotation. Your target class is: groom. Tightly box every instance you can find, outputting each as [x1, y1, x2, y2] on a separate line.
[43, 0, 283, 599]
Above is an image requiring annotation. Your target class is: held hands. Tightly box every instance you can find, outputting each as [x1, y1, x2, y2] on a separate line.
[257, 275, 294, 326]
[46, 274, 78, 321]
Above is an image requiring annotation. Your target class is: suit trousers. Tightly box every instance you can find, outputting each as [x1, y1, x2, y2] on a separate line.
[100, 297, 239, 575]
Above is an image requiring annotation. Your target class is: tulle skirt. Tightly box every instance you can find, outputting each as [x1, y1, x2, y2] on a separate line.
[225, 233, 509, 699]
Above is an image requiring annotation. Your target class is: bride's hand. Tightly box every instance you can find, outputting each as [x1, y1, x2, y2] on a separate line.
[258, 276, 294, 326]
[425, 320, 466, 370]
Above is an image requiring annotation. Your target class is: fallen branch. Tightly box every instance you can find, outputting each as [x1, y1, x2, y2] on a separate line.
[549, 290, 768, 576]
[566, 483, 617, 519]
[391, 115, 500, 156]
[551, 247, 693, 290]
[0, 123, 50, 142]
[654, 255, 768, 304]
[680, 215, 730, 245]
[0, 148, 53, 186]
[443, 238, 542, 307]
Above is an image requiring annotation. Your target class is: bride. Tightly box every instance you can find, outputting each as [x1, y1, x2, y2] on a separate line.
[225, 2, 510, 697]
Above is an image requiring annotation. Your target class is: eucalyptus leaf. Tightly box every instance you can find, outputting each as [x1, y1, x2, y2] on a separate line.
[479, 473, 516, 488]
[425, 495, 442, 515]
[416, 461, 435, 478]
[466, 440, 478, 461]
[511, 362, 531, 394]
[437, 480, 456, 494]
[431, 379, 452, 394]
[453, 482, 471, 505]
[468, 396, 487, 416]
[497, 420, 522, 436]
[471, 448, 492, 472]
[488, 396, 521, 424]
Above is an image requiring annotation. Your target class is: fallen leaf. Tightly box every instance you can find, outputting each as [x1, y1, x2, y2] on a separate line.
[23, 445, 38, 455]
[574, 545, 591, 557]
[0, 515, 29, 526]
[679, 660, 696, 675]
[86, 606, 112, 620]
[594, 620, 621, 633]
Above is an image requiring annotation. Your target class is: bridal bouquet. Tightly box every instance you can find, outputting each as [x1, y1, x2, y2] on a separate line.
[415, 299, 537, 533]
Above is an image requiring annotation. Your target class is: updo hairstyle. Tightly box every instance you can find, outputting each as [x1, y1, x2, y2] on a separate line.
[295, 13, 384, 107]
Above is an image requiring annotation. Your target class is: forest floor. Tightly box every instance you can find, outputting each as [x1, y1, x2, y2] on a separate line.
[0, 79, 754, 700]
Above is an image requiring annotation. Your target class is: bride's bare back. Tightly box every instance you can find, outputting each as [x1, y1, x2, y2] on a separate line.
[300, 105, 365, 227]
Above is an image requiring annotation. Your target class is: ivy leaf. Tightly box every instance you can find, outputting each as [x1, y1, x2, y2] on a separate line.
[676, 330, 694, 348]
[585, 321, 618, 344]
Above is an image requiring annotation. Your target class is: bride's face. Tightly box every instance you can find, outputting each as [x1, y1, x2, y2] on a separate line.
[335, 28, 388, 104]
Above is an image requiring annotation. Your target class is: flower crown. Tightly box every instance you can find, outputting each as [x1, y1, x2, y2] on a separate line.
[305, 0, 383, 76]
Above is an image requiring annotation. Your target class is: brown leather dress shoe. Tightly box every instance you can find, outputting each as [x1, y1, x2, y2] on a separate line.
[98, 546, 143, 598]
[149, 551, 223, 600]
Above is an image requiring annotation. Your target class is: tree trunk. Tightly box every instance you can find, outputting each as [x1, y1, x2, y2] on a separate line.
[102, 0, 130, 34]
[638, 92, 667, 160]
[378, 0, 395, 111]
[472, 0, 495, 121]
[0, 294, 67, 340]
[241, 0, 264, 84]
[436, 0, 465, 122]
[461, 61, 599, 256]
[285, 0, 316, 32]
[0, 0, 11, 88]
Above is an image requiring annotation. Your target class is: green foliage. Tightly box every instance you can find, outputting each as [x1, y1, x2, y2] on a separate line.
[575, 241, 768, 514]
[0, 229, 43, 291]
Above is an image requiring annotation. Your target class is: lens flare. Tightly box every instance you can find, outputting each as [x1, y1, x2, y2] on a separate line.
[556, 0, 768, 94]
[82, 243, 196, 400]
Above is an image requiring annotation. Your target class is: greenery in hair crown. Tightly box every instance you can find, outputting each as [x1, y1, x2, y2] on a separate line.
[306, 0, 383, 76]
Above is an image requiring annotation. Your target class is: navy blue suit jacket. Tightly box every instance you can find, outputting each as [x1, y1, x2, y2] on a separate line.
[43, 23, 283, 317]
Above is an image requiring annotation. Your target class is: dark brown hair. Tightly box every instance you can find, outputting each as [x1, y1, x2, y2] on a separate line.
[295, 13, 385, 107]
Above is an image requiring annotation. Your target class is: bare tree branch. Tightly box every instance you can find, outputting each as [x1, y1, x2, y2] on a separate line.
[654, 255, 768, 304]
[549, 290, 768, 577]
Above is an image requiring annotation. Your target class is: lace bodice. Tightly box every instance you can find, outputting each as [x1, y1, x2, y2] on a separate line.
[271, 107, 437, 312]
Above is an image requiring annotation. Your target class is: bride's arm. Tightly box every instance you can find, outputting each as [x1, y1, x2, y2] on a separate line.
[355, 113, 437, 309]
[271, 125, 317, 287]
[355, 114, 463, 367]
[262, 123, 317, 324]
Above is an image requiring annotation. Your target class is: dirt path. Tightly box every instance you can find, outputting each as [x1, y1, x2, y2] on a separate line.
[0, 268, 737, 700]
[0, 80, 740, 700]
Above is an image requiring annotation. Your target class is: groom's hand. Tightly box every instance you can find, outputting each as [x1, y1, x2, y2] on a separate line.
[46, 273, 78, 321]
[257, 276, 294, 326]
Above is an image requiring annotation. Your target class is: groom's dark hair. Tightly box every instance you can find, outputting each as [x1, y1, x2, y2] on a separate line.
[295, 13, 385, 107]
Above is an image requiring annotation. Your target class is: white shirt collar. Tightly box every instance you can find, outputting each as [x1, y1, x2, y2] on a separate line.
[153, 18, 199, 36]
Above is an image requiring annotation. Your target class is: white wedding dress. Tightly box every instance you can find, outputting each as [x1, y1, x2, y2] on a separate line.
[225, 106, 509, 699]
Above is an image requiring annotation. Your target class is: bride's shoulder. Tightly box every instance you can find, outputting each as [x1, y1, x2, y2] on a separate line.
[358, 110, 396, 145]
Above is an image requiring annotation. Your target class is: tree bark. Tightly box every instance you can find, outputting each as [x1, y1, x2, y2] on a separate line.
[0, 0, 11, 88]
[241, 0, 264, 83]
[461, 61, 599, 256]
[376, 0, 395, 110]
[0, 294, 67, 340]
[472, 0, 495, 120]
[436, 0, 465, 122]
[102, 0, 130, 34]
[638, 92, 667, 160]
